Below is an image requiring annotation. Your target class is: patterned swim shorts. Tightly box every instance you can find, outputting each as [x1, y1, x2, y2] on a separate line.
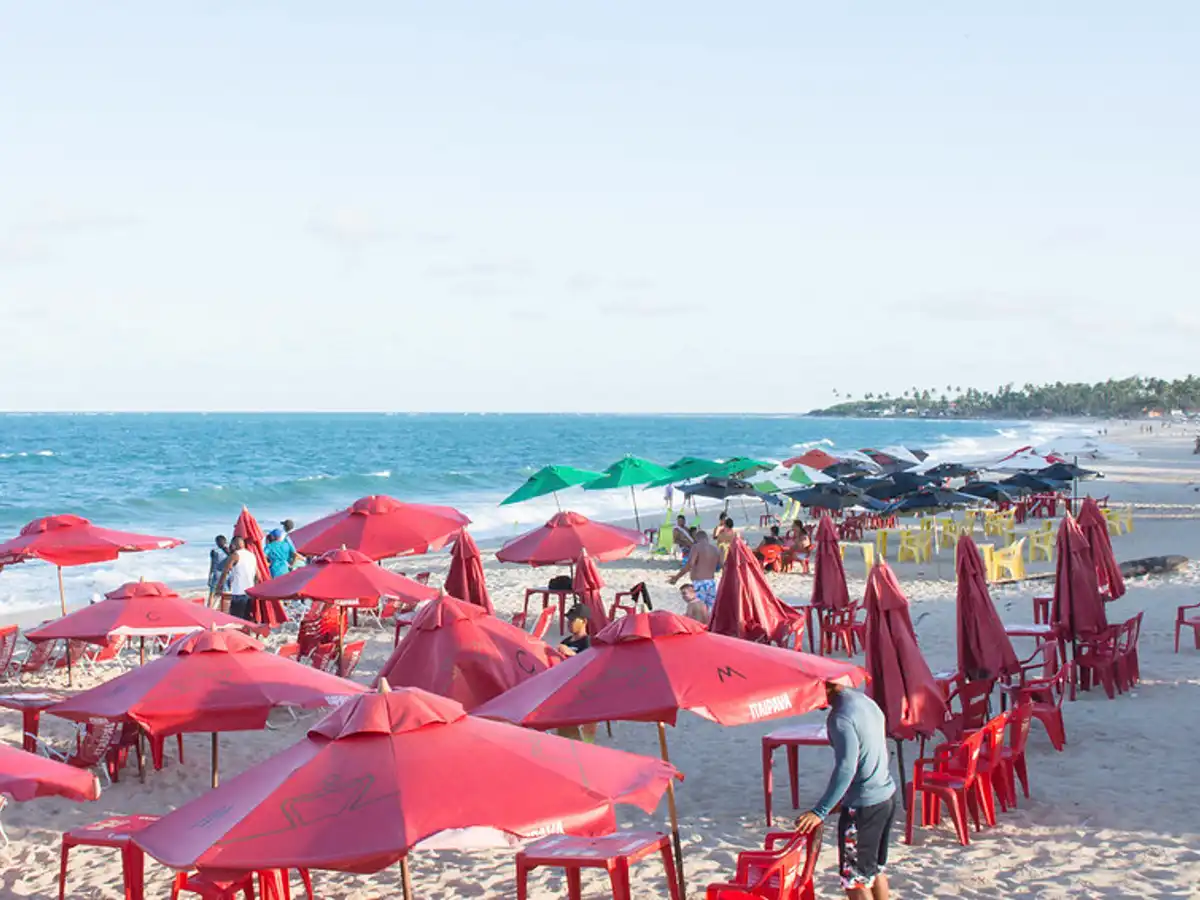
[692, 579, 717, 608]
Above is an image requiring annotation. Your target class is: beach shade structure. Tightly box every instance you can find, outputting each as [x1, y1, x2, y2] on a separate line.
[864, 472, 939, 500]
[713, 457, 774, 479]
[784, 483, 887, 513]
[885, 487, 983, 514]
[921, 462, 980, 480]
[782, 448, 840, 470]
[1000, 473, 1065, 493]
[822, 460, 878, 478]
[49, 628, 365, 789]
[860, 449, 917, 475]
[290, 495, 470, 561]
[955, 536, 1019, 681]
[1052, 515, 1108, 642]
[646, 457, 723, 488]
[475, 610, 866, 883]
[958, 482, 1018, 503]
[133, 684, 680, 900]
[0, 742, 101, 804]
[679, 477, 782, 507]
[750, 479, 783, 495]
[572, 550, 610, 636]
[811, 517, 851, 612]
[786, 464, 834, 486]
[584, 456, 673, 531]
[1038, 462, 1100, 483]
[0, 515, 182, 617]
[988, 446, 1066, 472]
[443, 529, 493, 614]
[709, 538, 803, 645]
[374, 595, 562, 709]
[499, 465, 602, 508]
[496, 511, 644, 566]
[1077, 497, 1126, 600]
[232, 507, 286, 628]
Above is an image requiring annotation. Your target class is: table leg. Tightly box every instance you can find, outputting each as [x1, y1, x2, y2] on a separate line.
[762, 741, 774, 825]
[661, 845, 683, 900]
[24, 709, 41, 753]
[805, 607, 815, 654]
[122, 845, 146, 900]
[515, 860, 529, 900]
[58, 839, 71, 900]
[787, 745, 800, 809]
[566, 867, 583, 900]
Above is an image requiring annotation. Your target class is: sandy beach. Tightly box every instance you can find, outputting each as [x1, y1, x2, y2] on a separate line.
[3, 419, 1199, 899]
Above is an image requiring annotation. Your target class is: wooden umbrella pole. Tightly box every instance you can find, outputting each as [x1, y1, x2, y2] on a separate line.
[58, 568, 74, 687]
[338, 607, 346, 673]
[400, 856, 413, 900]
[139, 637, 145, 666]
[656, 722, 685, 888]
[211, 733, 219, 789]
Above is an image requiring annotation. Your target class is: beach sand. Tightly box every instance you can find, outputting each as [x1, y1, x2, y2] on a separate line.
[3, 421, 1199, 898]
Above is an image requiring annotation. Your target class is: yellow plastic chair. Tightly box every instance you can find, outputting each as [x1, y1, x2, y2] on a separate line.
[977, 542, 997, 581]
[961, 510, 978, 536]
[1028, 528, 1055, 562]
[992, 538, 1027, 581]
[875, 529, 891, 560]
[896, 530, 931, 564]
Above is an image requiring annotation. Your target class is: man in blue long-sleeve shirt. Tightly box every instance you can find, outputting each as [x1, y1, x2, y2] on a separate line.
[795, 682, 897, 899]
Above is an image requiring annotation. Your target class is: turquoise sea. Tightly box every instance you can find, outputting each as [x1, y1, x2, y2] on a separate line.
[0, 413, 1065, 611]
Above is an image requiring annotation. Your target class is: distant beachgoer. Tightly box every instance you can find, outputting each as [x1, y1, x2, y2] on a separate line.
[787, 522, 813, 553]
[679, 583, 710, 624]
[669, 530, 720, 610]
[264, 528, 295, 579]
[280, 519, 299, 568]
[716, 516, 738, 550]
[664, 483, 675, 509]
[215, 536, 259, 620]
[207, 535, 229, 604]
[673, 515, 694, 550]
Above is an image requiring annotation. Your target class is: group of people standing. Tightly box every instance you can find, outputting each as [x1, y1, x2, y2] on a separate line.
[206, 519, 299, 619]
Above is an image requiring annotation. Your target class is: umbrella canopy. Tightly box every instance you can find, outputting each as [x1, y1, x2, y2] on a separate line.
[1038, 462, 1100, 482]
[822, 460, 878, 478]
[233, 508, 287, 628]
[678, 477, 781, 505]
[885, 487, 983, 514]
[500, 466, 603, 506]
[246, 548, 437, 610]
[921, 462, 979, 480]
[1077, 498, 1126, 599]
[786, 464, 834, 486]
[811, 517, 851, 611]
[584, 456, 673, 490]
[134, 685, 679, 877]
[954, 536, 1019, 681]
[374, 595, 561, 709]
[474, 610, 865, 729]
[987, 446, 1065, 472]
[864, 472, 939, 500]
[571, 551, 610, 636]
[862, 562, 947, 740]
[709, 539, 802, 645]
[859, 449, 916, 475]
[958, 482, 1017, 503]
[782, 449, 839, 470]
[25, 580, 246, 645]
[713, 457, 774, 479]
[496, 512, 644, 566]
[443, 529, 493, 614]
[0, 743, 100, 803]
[785, 483, 887, 512]
[290, 495, 470, 560]
[1052, 515, 1108, 640]
[1000, 473, 1065, 493]
[646, 457, 723, 488]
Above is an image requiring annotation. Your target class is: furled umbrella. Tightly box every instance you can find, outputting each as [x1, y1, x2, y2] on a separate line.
[48, 629, 365, 788]
[475, 610, 866, 882]
[499, 465, 603, 508]
[1052, 515, 1108, 642]
[954, 536, 1019, 681]
[290, 495, 470, 560]
[811, 516, 851, 612]
[0, 742, 100, 803]
[496, 512, 644, 566]
[1077, 497, 1126, 600]
[443, 529, 493, 614]
[583, 456, 673, 531]
[232, 507, 286, 628]
[134, 684, 680, 900]
[571, 550, 610, 636]
[709, 538, 802, 645]
[0, 515, 182, 616]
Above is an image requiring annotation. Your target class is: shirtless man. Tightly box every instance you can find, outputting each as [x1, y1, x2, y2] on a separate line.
[669, 530, 720, 612]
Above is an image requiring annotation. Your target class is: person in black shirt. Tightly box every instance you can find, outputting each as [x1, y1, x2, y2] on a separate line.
[557, 605, 597, 742]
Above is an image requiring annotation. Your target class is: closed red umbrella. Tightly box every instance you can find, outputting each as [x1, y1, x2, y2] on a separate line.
[0, 514, 182, 615]
[954, 536, 1019, 681]
[443, 529, 492, 614]
[811, 516, 850, 610]
[571, 550, 610, 635]
[290, 495, 469, 560]
[0, 743, 100, 802]
[232, 508, 286, 628]
[1077, 498, 1126, 600]
[374, 594, 562, 709]
[133, 684, 679, 900]
[496, 511, 643, 566]
[1052, 515, 1108, 640]
[709, 538, 802, 645]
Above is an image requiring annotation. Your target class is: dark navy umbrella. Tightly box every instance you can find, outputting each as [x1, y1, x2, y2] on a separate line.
[922, 463, 979, 479]
[1001, 473, 1066, 492]
[958, 482, 1018, 503]
[885, 488, 983, 513]
[1038, 462, 1100, 482]
[785, 483, 888, 512]
[864, 472, 939, 500]
[679, 477, 782, 506]
[822, 460, 877, 478]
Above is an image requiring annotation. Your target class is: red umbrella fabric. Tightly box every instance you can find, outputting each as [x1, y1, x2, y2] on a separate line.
[133, 685, 679, 877]
[954, 536, 1019, 681]
[49, 629, 364, 736]
[247, 548, 438, 610]
[443, 529, 493, 614]
[290, 495, 470, 561]
[24, 580, 247, 645]
[0, 515, 182, 568]
[0, 743, 100, 803]
[374, 594, 562, 710]
[811, 516, 851, 610]
[496, 512, 644, 566]
[709, 538, 802, 645]
[862, 561, 947, 740]
[474, 610, 865, 729]
[233, 508, 286, 628]
[571, 551, 610, 636]
[1052, 515, 1108, 640]
[782, 449, 839, 470]
[1077, 498, 1126, 600]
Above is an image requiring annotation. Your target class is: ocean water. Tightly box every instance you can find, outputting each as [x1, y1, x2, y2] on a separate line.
[0, 413, 1073, 612]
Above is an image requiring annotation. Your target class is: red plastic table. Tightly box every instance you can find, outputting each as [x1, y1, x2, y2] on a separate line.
[0, 690, 68, 752]
[1032, 596, 1052, 625]
[516, 831, 681, 900]
[761, 721, 830, 825]
[787, 603, 818, 654]
[59, 814, 160, 900]
[522, 588, 575, 632]
[1005, 623, 1057, 640]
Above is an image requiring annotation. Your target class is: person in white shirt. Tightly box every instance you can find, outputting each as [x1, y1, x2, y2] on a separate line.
[215, 536, 260, 620]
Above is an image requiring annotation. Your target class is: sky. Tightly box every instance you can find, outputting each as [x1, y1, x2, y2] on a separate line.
[1, 2, 1197, 413]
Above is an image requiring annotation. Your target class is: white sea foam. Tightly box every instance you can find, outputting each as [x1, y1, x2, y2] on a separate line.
[365, 470, 392, 478]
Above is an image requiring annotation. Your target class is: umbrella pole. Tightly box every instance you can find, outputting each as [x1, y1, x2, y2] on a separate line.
[338, 607, 346, 672]
[57, 566, 67, 616]
[400, 857, 413, 900]
[136, 726, 146, 782]
[139, 637, 145, 666]
[630, 487, 642, 532]
[895, 738, 908, 811]
[553, 490, 561, 512]
[656, 722, 685, 888]
[211, 733, 219, 788]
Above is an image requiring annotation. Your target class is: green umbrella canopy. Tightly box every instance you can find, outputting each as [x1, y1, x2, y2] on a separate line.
[751, 479, 784, 494]
[714, 457, 774, 479]
[500, 465, 603, 505]
[788, 464, 833, 486]
[583, 456, 673, 490]
[646, 456, 724, 488]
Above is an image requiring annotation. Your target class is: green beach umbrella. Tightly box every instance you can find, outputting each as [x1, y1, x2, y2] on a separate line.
[584, 456, 673, 531]
[715, 457, 774, 479]
[751, 479, 784, 494]
[646, 456, 723, 488]
[788, 464, 833, 486]
[500, 465, 602, 508]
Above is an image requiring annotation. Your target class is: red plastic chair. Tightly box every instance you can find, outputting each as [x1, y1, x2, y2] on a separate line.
[779, 548, 811, 575]
[277, 642, 301, 661]
[704, 827, 822, 900]
[758, 545, 785, 573]
[1000, 662, 1071, 751]
[905, 728, 988, 846]
[971, 712, 1009, 825]
[1120, 611, 1143, 689]
[19, 640, 63, 683]
[994, 700, 1033, 807]
[34, 719, 125, 786]
[338, 640, 365, 678]
[1075, 626, 1122, 698]
[819, 602, 862, 657]
[530, 606, 556, 641]
[941, 678, 995, 742]
[608, 594, 638, 621]
[1, 624, 20, 682]
[1174, 602, 1200, 652]
[171, 870, 256, 899]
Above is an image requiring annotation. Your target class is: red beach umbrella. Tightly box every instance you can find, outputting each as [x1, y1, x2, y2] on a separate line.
[709, 538, 802, 645]
[133, 684, 679, 900]
[374, 594, 562, 709]
[811, 516, 850, 610]
[571, 550, 610, 636]
[1077, 498, 1126, 600]
[0, 514, 182, 615]
[0, 743, 100, 803]
[1052, 515, 1108, 640]
[954, 536, 1019, 681]
[496, 511, 644, 566]
[782, 449, 839, 470]
[443, 529, 493, 614]
[49, 629, 364, 787]
[247, 548, 437, 609]
[290, 495, 469, 561]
